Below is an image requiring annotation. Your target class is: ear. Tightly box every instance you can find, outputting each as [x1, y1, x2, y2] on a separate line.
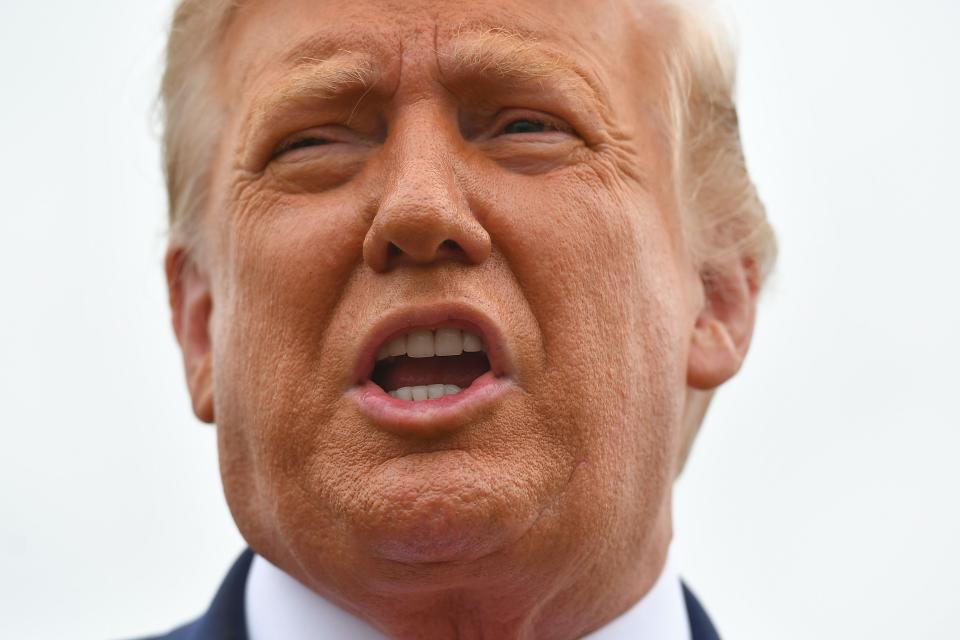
[165, 245, 215, 423]
[687, 258, 760, 390]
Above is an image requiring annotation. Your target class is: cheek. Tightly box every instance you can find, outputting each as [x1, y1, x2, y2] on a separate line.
[483, 164, 689, 473]
[223, 185, 369, 313]
[208, 185, 372, 500]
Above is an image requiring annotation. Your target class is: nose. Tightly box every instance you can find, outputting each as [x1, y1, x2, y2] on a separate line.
[362, 120, 491, 273]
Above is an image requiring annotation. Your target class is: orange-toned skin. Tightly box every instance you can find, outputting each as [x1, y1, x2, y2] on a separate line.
[166, 0, 758, 637]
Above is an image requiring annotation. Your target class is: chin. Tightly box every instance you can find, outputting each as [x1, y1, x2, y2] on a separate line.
[366, 515, 513, 566]
[348, 449, 543, 566]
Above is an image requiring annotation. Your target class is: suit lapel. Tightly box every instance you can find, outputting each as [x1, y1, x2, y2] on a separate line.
[682, 583, 721, 640]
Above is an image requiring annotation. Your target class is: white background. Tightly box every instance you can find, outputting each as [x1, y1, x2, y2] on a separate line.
[1, 1, 957, 638]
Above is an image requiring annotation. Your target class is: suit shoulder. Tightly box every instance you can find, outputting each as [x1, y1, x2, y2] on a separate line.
[126, 550, 254, 640]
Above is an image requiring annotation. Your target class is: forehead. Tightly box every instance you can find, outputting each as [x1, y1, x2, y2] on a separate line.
[225, 0, 635, 52]
[218, 0, 669, 106]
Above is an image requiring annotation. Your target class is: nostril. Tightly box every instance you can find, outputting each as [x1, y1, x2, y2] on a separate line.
[441, 239, 462, 253]
[386, 239, 465, 266]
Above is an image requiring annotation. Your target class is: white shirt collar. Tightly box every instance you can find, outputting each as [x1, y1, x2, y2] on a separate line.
[246, 547, 691, 640]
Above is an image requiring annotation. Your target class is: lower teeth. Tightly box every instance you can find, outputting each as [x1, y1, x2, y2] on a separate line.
[389, 384, 462, 401]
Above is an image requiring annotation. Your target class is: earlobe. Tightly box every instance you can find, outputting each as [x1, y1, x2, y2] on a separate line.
[687, 258, 760, 390]
[165, 245, 216, 424]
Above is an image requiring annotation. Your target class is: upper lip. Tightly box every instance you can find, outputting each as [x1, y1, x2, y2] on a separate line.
[352, 302, 514, 387]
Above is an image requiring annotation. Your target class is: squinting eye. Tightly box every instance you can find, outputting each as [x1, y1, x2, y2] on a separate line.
[502, 119, 551, 135]
[272, 136, 331, 159]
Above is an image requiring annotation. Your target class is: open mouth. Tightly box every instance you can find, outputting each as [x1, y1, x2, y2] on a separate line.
[369, 327, 491, 402]
[350, 306, 515, 432]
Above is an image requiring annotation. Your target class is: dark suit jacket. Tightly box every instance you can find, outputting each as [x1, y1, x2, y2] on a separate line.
[142, 550, 720, 640]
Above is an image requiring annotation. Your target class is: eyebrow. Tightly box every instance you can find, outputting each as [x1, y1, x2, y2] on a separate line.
[250, 49, 380, 124]
[440, 26, 609, 108]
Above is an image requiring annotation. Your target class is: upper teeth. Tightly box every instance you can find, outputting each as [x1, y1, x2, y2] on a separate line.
[377, 328, 485, 360]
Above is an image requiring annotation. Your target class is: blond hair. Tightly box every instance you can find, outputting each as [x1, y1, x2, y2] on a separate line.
[160, 0, 776, 279]
[160, 0, 235, 252]
[657, 0, 777, 285]
[649, 1, 778, 471]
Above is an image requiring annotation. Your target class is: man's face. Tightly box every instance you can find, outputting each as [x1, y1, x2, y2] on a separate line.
[183, 0, 711, 627]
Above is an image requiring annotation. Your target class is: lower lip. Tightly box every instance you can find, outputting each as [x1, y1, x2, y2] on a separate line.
[349, 371, 514, 436]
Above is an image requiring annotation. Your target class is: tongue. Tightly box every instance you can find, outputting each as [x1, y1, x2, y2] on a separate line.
[373, 353, 490, 391]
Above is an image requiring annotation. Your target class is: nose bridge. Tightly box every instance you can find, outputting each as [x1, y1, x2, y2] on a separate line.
[363, 107, 491, 272]
[388, 123, 459, 218]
